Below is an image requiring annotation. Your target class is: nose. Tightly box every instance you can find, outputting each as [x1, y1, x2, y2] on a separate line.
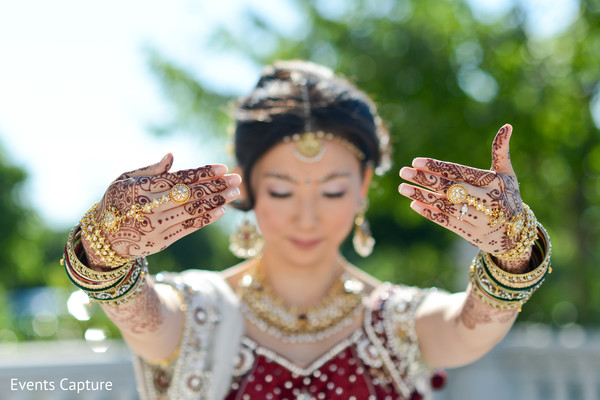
[295, 194, 319, 231]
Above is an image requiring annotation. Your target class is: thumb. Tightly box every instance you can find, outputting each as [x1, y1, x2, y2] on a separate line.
[116, 153, 174, 180]
[490, 124, 515, 176]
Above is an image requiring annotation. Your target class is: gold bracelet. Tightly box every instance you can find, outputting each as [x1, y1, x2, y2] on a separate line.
[493, 205, 539, 260]
[65, 225, 133, 282]
[80, 203, 132, 268]
[102, 183, 192, 231]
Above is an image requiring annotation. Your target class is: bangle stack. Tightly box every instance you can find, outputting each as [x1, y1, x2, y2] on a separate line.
[61, 225, 147, 306]
[470, 223, 551, 312]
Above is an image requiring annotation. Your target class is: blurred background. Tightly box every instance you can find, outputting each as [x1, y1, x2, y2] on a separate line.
[1, 0, 599, 398]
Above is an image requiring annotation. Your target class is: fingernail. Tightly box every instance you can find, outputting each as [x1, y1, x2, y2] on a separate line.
[212, 164, 227, 175]
[412, 158, 427, 168]
[398, 184, 413, 196]
[410, 201, 423, 212]
[400, 167, 415, 179]
[227, 187, 241, 198]
[226, 174, 242, 185]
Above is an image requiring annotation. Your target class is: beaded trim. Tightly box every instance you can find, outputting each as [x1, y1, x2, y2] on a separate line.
[241, 330, 363, 377]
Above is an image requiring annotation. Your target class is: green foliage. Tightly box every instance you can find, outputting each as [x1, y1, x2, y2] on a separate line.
[146, 0, 600, 325]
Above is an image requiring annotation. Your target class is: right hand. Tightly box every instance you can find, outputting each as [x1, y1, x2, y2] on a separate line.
[83, 153, 241, 265]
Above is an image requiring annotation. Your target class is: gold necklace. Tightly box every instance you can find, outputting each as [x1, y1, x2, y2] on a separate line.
[237, 260, 365, 343]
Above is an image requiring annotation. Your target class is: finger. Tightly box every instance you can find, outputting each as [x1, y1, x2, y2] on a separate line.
[399, 183, 478, 225]
[161, 174, 240, 202]
[400, 167, 456, 194]
[155, 187, 240, 224]
[188, 174, 241, 198]
[170, 164, 229, 184]
[409, 201, 480, 244]
[159, 206, 226, 245]
[135, 176, 241, 222]
[135, 170, 238, 196]
[116, 153, 174, 180]
[411, 157, 498, 188]
[490, 124, 516, 176]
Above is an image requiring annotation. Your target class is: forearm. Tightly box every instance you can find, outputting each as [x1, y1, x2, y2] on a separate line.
[418, 229, 550, 368]
[417, 287, 518, 368]
[99, 278, 184, 363]
[68, 228, 184, 363]
[452, 250, 531, 351]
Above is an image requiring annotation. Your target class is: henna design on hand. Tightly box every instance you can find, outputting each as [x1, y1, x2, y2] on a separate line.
[412, 171, 456, 193]
[101, 282, 164, 334]
[491, 125, 511, 172]
[424, 159, 497, 188]
[404, 126, 531, 264]
[173, 165, 216, 183]
[184, 195, 226, 216]
[182, 213, 213, 230]
[411, 188, 455, 215]
[191, 178, 228, 198]
[81, 161, 233, 266]
[458, 290, 517, 330]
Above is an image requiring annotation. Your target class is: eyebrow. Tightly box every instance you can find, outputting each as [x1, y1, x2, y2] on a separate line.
[316, 170, 351, 183]
[263, 171, 298, 183]
[263, 170, 352, 184]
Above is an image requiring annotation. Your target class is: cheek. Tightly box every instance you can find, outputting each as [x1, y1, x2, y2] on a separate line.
[253, 197, 289, 236]
[322, 199, 359, 235]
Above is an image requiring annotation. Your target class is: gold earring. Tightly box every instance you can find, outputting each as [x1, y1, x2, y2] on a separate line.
[353, 200, 375, 257]
[229, 219, 264, 259]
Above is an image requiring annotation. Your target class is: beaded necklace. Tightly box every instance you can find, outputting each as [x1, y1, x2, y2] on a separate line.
[237, 260, 366, 343]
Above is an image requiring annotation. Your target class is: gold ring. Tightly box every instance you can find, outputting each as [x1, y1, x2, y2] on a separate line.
[169, 183, 191, 204]
[446, 184, 469, 204]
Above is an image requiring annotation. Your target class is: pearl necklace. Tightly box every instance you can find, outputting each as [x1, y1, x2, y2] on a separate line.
[237, 261, 366, 343]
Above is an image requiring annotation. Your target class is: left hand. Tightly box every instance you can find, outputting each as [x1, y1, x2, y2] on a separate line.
[398, 124, 524, 255]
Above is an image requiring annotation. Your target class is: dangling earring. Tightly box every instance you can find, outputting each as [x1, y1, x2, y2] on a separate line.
[353, 199, 375, 257]
[229, 218, 264, 259]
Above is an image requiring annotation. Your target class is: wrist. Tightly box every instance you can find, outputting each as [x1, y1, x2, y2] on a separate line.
[492, 246, 532, 274]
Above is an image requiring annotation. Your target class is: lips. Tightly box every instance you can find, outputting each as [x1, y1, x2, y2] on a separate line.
[289, 238, 322, 249]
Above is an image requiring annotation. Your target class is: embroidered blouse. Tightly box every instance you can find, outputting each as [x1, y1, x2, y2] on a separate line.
[133, 271, 435, 400]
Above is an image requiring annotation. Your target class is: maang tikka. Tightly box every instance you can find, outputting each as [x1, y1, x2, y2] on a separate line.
[353, 199, 375, 257]
[284, 72, 366, 163]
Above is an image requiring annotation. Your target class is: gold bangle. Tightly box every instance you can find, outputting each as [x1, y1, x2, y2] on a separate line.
[470, 276, 523, 311]
[481, 224, 551, 288]
[473, 258, 537, 302]
[88, 258, 148, 306]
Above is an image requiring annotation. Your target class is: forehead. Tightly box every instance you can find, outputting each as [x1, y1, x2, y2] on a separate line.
[252, 140, 362, 180]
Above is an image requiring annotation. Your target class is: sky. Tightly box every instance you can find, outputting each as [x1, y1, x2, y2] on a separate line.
[0, 0, 580, 230]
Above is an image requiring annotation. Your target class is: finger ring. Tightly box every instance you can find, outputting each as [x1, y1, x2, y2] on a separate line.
[124, 183, 192, 224]
[459, 204, 468, 221]
[169, 183, 191, 204]
[446, 184, 469, 204]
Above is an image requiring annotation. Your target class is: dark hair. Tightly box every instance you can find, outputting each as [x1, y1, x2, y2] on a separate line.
[234, 60, 391, 210]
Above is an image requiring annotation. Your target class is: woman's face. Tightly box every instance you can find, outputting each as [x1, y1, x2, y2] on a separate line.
[250, 140, 372, 266]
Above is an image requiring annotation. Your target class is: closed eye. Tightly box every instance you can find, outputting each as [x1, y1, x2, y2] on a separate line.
[268, 191, 292, 198]
[323, 192, 346, 198]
